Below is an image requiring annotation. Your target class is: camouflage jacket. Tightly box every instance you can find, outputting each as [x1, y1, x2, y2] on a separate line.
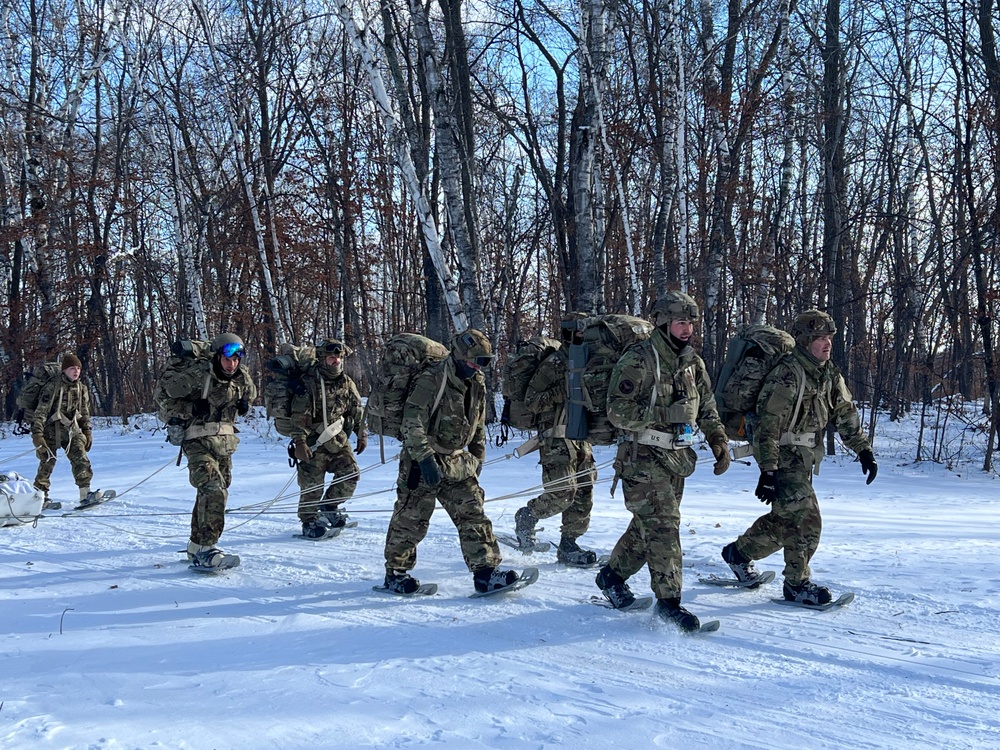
[608, 328, 726, 461]
[524, 347, 568, 432]
[31, 374, 91, 438]
[156, 359, 257, 427]
[402, 357, 486, 466]
[755, 346, 871, 472]
[288, 365, 364, 443]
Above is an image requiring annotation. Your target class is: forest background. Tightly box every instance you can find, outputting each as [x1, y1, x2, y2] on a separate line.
[0, 0, 997, 471]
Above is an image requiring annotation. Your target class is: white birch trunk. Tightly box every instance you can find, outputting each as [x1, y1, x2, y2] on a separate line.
[333, 0, 468, 331]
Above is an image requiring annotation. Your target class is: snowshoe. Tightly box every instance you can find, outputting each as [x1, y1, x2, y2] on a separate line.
[783, 579, 833, 606]
[373, 571, 436, 596]
[655, 598, 702, 633]
[73, 489, 116, 511]
[589, 594, 654, 611]
[595, 565, 637, 610]
[496, 534, 551, 554]
[556, 536, 598, 567]
[188, 545, 241, 573]
[721, 541, 767, 588]
[296, 518, 341, 541]
[469, 567, 539, 598]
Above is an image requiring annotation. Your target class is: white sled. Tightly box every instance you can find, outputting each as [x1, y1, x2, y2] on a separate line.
[0, 472, 44, 527]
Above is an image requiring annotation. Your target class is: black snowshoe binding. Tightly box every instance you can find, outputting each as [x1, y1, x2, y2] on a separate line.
[323, 508, 350, 529]
[473, 566, 519, 593]
[722, 541, 764, 587]
[301, 518, 335, 540]
[557, 536, 598, 566]
[383, 571, 421, 595]
[655, 598, 701, 633]
[783, 579, 833, 606]
[595, 565, 636, 609]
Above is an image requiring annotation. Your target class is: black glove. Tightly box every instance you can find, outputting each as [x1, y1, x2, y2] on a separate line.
[859, 449, 878, 485]
[289, 378, 308, 397]
[236, 397, 249, 416]
[418, 456, 442, 488]
[755, 470, 778, 504]
[191, 399, 211, 419]
[406, 461, 422, 490]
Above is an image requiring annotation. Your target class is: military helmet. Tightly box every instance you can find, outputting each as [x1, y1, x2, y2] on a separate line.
[210, 332, 245, 359]
[317, 338, 352, 357]
[451, 329, 494, 364]
[650, 290, 699, 327]
[790, 309, 836, 344]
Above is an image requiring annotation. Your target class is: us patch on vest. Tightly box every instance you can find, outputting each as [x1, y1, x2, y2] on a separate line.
[618, 379, 635, 394]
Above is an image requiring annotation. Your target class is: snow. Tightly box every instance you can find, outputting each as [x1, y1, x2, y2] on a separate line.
[2, 412, 999, 749]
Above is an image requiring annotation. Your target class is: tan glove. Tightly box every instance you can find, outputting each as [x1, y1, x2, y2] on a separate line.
[83, 431, 93, 451]
[294, 438, 313, 463]
[710, 437, 731, 476]
[32, 433, 48, 452]
[355, 432, 367, 455]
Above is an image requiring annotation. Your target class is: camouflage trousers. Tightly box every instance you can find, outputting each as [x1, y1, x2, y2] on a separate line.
[735, 463, 821, 586]
[383, 456, 502, 575]
[526, 438, 595, 539]
[184, 437, 235, 547]
[33, 428, 93, 494]
[607, 470, 686, 601]
[296, 442, 359, 524]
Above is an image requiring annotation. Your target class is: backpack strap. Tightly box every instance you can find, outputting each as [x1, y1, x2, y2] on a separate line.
[778, 359, 812, 448]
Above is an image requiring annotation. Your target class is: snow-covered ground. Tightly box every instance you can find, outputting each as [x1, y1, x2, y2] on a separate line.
[1, 411, 998, 749]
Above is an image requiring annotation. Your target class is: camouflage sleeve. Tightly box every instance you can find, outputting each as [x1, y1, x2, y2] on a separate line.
[401, 367, 440, 461]
[607, 348, 653, 433]
[755, 361, 799, 471]
[693, 358, 726, 445]
[468, 387, 486, 462]
[30, 380, 55, 436]
[155, 364, 208, 422]
[524, 353, 566, 414]
[348, 377, 365, 437]
[830, 370, 871, 455]
[79, 383, 92, 432]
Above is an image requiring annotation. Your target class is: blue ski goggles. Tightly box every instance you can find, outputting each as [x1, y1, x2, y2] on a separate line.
[218, 342, 244, 359]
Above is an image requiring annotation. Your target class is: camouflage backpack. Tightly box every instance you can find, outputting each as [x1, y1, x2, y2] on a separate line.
[566, 314, 654, 445]
[15, 361, 62, 423]
[366, 333, 449, 441]
[500, 336, 562, 432]
[153, 339, 214, 426]
[264, 344, 318, 437]
[714, 324, 795, 440]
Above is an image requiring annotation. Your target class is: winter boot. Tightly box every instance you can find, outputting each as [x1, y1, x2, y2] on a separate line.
[783, 579, 833, 606]
[189, 543, 240, 570]
[78, 488, 105, 508]
[595, 564, 636, 609]
[655, 598, 701, 633]
[384, 571, 420, 595]
[474, 566, 519, 593]
[301, 518, 334, 540]
[557, 536, 598, 566]
[722, 541, 762, 586]
[514, 506, 537, 549]
[323, 507, 350, 529]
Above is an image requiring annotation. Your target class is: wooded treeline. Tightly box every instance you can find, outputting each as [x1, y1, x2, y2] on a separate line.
[1, 0, 998, 466]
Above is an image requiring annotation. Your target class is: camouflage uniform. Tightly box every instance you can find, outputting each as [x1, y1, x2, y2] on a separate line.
[605, 327, 728, 600]
[383, 356, 502, 575]
[523, 348, 595, 539]
[31, 372, 93, 495]
[734, 345, 872, 585]
[156, 351, 257, 547]
[289, 362, 365, 524]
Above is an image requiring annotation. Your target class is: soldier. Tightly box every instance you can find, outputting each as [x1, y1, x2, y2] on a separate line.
[156, 333, 257, 571]
[595, 291, 731, 632]
[720, 309, 877, 606]
[31, 353, 102, 509]
[514, 314, 599, 565]
[289, 338, 367, 540]
[382, 329, 520, 595]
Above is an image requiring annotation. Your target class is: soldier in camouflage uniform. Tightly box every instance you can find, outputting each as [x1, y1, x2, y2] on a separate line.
[31, 353, 101, 508]
[289, 338, 367, 539]
[514, 315, 599, 565]
[156, 333, 257, 569]
[382, 329, 520, 595]
[721, 309, 877, 606]
[595, 292, 731, 632]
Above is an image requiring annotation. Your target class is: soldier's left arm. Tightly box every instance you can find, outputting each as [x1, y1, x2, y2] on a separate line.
[693, 358, 726, 444]
[829, 370, 872, 454]
[79, 382, 93, 433]
[347, 377, 365, 437]
[468, 382, 487, 462]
